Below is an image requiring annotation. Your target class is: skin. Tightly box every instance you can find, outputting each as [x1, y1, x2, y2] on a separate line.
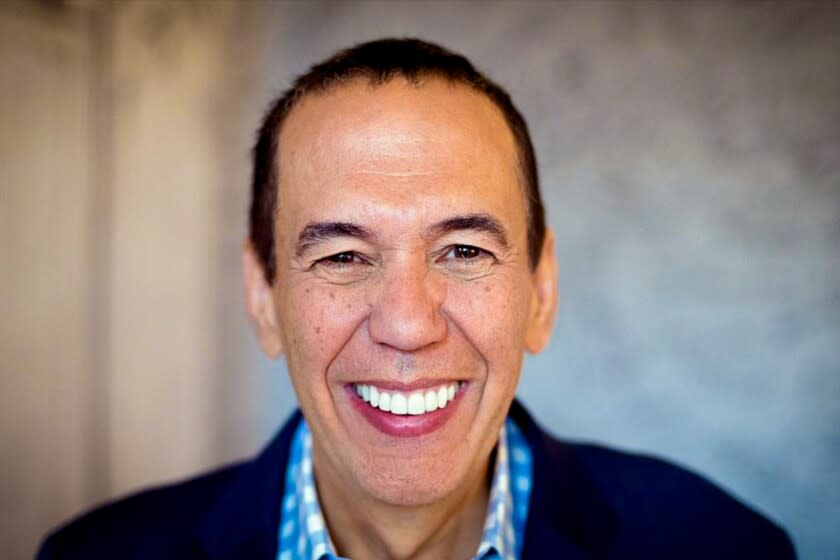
[243, 77, 558, 559]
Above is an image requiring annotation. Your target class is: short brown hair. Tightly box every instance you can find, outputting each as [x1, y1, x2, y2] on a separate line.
[249, 38, 545, 283]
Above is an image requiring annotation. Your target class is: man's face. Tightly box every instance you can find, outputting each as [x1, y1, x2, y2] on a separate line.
[245, 78, 556, 507]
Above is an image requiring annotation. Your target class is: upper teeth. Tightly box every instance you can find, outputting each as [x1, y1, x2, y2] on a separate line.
[355, 382, 460, 415]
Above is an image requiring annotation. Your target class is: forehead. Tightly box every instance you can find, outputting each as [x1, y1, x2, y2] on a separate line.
[274, 77, 525, 234]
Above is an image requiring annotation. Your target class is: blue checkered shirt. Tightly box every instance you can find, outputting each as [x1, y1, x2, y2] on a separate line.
[276, 416, 533, 560]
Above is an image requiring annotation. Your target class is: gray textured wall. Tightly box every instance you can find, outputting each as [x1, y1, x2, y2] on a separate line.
[240, 3, 839, 558]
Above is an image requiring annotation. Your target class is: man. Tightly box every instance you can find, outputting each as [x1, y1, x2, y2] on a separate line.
[38, 38, 794, 559]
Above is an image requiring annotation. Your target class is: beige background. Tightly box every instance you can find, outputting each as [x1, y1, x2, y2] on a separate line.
[1, 2, 838, 559]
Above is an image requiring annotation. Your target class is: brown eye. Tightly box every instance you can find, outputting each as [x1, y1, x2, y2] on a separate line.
[328, 252, 357, 264]
[453, 245, 481, 259]
[315, 251, 372, 272]
[311, 250, 373, 282]
[436, 244, 496, 278]
[438, 245, 494, 265]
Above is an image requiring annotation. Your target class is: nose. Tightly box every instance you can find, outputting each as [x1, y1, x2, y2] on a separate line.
[367, 258, 447, 351]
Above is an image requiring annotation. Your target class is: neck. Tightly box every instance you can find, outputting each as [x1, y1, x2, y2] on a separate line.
[313, 450, 492, 560]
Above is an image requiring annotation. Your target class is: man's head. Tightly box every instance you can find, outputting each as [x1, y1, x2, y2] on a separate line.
[249, 38, 546, 285]
[243, 38, 557, 509]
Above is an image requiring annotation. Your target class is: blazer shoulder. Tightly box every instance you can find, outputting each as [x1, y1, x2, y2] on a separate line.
[555, 439, 795, 558]
[37, 462, 244, 560]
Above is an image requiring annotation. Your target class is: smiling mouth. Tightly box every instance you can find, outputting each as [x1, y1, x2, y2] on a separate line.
[353, 382, 463, 416]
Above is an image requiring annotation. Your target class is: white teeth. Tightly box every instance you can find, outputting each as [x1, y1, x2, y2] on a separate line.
[407, 393, 425, 415]
[354, 382, 460, 416]
[390, 393, 408, 415]
[424, 390, 438, 412]
[378, 391, 391, 412]
[437, 385, 448, 408]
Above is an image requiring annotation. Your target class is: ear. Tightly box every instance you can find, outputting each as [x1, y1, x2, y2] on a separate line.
[525, 229, 558, 354]
[242, 240, 284, 359]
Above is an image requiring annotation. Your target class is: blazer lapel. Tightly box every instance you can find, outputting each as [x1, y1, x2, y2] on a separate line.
[510, 400, 619, 559]
[195, 411, 303, 560]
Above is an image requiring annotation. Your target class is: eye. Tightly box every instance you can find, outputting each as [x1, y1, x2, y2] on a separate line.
[452, 245, 481, 260]
[315, 251, 370, 270]
[308, 250, 373, 284]
[436, 244, 497, 273]
[436, 244, 495, 278]
[326, 252, 358, 264]
[441, 244, 491, 261]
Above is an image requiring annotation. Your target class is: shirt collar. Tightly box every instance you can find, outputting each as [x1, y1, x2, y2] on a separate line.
[475, 422, 515, 560]
[278, 417, 532, 560]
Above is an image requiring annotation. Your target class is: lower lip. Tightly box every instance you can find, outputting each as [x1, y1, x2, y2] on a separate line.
[347, 385, 464, 438]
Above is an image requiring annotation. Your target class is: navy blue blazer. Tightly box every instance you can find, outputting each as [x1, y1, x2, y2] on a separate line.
[37, 400, 795, 559]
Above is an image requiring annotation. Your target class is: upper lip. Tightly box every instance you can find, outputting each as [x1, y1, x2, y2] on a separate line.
[348, 379, 463, 391]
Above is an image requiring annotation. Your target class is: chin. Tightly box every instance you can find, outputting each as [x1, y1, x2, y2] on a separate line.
[363, 479, 460, 508]
[355, 453, 478, 508]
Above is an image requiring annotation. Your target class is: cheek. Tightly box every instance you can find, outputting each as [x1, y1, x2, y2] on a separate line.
[445, 275, 532, 366]
[279, 284, 367, 384]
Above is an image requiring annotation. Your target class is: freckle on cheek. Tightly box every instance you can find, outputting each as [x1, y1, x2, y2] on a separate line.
[484, 285, 491, 293]
[314, 326, 321, 334]
[329, 292, 335, 300]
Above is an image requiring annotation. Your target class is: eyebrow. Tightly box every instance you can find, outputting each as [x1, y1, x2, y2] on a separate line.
[425, 213, 510, 249]
[295, 221, 374, 256]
